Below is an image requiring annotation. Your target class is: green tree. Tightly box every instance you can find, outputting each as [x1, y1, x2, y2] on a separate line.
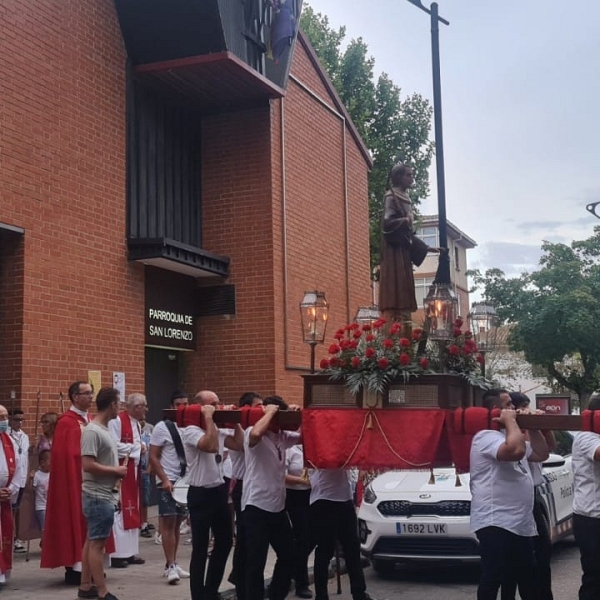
[469, 227, 600, 408]
[300, 5, 434, 271]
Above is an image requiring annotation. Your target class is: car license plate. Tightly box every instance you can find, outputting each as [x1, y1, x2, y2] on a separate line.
[396, 522, 448, 535]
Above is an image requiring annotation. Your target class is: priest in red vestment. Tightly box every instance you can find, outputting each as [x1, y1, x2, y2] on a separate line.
[0, 404, 21, 585]
[108, 392, 146, 568]
[41, 381, 115, 586]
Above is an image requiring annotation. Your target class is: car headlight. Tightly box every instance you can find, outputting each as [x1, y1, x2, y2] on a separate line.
[363, 484, 377, 504]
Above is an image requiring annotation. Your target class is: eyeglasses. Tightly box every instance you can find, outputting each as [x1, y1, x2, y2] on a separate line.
[133, 404, 148, 409]
[76, 391, 94, 397]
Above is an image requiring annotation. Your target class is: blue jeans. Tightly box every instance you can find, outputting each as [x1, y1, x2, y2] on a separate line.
[82, 493, 116, 540]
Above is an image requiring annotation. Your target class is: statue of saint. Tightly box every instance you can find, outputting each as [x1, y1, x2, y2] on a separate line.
[379, 163, 437, 330]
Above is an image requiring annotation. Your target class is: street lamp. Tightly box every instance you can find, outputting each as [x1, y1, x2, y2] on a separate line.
[467, 300, 498, 377]
[587, 202, 600, 219]
[354, 305, 380, 327]
[300, 290, 330, 373]
[406, 1, 454, 339]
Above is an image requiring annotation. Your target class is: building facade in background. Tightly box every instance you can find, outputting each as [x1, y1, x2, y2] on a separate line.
[0, 1, 372, 429]
[413, 215, 477, 323]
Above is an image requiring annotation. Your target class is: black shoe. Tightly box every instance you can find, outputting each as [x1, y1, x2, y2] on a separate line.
[296, 588, 313, 598]
[78, 586, 99, 599]
[110, 558, 129, 569]
[140, 527, 152, 538]
[65, 568, 82, 586]
[126, 555, 145, 565]
[99, 593, 119, 600]
[146, 523, 156, 530]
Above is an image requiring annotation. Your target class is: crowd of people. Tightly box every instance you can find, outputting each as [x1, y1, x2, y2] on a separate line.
[2, 383, 600, 600]
[0, 382, 374, 600]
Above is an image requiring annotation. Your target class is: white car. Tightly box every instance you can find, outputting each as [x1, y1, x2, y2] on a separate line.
[358, 433, 574, 575]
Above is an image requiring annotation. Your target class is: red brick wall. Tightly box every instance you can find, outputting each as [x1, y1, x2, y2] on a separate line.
[0, 3, 372, 425]
[188, 38, 372, 405]
[0, 0, 145, 434]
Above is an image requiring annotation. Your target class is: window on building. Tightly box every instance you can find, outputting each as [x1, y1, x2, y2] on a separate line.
[414, 277, 435, 309]
[416, 226, 439, 248]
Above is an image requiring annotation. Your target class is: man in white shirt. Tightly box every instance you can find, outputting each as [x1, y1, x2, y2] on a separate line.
[572, 394, 600, 600]
[149, 390, 191, 585]
[229, 391, 263, 600]
[182, 390, 243, 600]
[9, 408, 29, 553]
[309, 469, 372, 600]
[470, 388, 549, 600]
[242, 396, 301, 600]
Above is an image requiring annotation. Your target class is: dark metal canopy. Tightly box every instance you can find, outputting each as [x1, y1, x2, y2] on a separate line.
[134, 52, 284, 111]
[128, 237, 230, 278]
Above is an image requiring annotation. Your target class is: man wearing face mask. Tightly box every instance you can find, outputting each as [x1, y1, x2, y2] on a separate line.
[42, 381, 115, 589]
[0, 404, 22, 585]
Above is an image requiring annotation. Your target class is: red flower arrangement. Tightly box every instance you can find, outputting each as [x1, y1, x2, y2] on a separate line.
[320, 317, 485, 394]
[319, 319, 429, 394]
[441, 317, 485, 375]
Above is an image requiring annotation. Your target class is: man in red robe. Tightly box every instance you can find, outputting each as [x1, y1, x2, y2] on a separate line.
[42, 381, 114, 586]
[0, 403, 20, 585]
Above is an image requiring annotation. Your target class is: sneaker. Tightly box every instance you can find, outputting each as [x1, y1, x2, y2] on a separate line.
[175, 564, 190, 579]
[184, 537, 192, 545]
[140, 526, 152, 538]
[14, 539, 26, 553]
[98, 593, 119, 600]
[78, 586, 99, 599]
[165, 565, 180, 585]
[146, 523, 156, 531]
[296, 588, 313, 599]
[179, 523, 191, 535]
[154, 532, 162, 545]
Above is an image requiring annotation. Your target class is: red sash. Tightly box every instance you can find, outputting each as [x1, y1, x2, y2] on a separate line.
[118, 413, 141, 530]
[0, 433, 16, 573]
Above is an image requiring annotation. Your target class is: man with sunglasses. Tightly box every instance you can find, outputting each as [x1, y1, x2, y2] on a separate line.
[182, 390, 243, 600]
[42, 381, 116, 591]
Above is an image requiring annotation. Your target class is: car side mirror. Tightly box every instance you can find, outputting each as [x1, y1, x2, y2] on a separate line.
[543, 453, 565, 468]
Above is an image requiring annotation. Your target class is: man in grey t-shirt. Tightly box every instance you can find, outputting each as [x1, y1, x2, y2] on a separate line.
[80, 388, 127, 600]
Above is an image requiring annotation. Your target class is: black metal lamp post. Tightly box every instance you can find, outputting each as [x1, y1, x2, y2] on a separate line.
[406, 1, 456, 339]
[300, 291, 330, 373]
[467, 300, 498, 378]
[587, 202, 600, 219]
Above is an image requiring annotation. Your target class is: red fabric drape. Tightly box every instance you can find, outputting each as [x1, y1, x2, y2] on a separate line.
[0, 433, 15, 573]
[118, 413, 141, 530]
[302, 408, 448, 470]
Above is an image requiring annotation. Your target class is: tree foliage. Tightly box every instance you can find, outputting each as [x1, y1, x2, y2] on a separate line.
[469, 227, 600, 407]
[300, 5, 434, 270]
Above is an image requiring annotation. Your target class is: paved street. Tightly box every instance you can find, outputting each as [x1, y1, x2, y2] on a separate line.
[4, 531, 582, 600]
[361, 538, 580, 599]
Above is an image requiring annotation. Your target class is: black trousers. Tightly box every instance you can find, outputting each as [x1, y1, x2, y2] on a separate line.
[244, 504, 294, 600]
[502, 502, 553, 600]
[230, 479, 247, 600]
[188, 484, 233, 600]
[310, 499, 366, 600]
[285, 488, 311, 590]
[573, 513, 600, 600]
[475, 526, 538, 600]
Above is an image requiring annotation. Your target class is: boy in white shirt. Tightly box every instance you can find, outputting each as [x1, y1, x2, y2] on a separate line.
[33, 449, 51, 532]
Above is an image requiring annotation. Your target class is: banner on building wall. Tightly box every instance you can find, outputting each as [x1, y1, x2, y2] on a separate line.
[145, 267, 197, 351]
[88, 370, 101, 399]
[536, 394, 570, 415]
[113, 372, 126, 399]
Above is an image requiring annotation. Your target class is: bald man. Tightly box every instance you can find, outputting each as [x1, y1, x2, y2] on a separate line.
[182, 391, 243, 600]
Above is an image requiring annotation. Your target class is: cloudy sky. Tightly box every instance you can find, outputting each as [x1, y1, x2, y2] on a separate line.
[304, 0, 600, 278]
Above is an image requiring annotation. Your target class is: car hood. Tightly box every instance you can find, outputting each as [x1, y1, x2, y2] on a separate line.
[369, 469, 471, 499]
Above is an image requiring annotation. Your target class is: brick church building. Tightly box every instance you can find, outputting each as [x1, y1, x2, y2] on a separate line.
[0, 0, 372, 427]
